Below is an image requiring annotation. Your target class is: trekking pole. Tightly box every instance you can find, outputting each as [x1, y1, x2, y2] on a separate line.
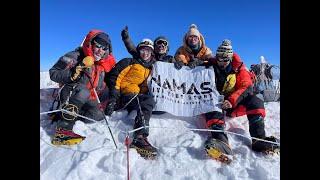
[222, 109, 226, 121]
[83, 71, 118, 149]
[136, 97, 147, 131]
[92, 88, 118, 149]
[125, 133, 130, 180]
[219, 95, 226, 121]
[119, 93, 139, 111]
[274, 80, 280, 101]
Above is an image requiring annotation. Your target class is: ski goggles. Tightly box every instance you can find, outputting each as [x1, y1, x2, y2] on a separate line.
[92, 40, 108, 51]
[155, 39, 168, 46]
[141, 40, 153, 46]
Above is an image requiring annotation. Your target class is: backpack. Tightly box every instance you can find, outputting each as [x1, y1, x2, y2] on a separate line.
[250, 63, 280, 102]
[47, 84, 64, 124]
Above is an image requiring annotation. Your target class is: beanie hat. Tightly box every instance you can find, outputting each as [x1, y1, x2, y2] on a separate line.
[92, 32, 111, 48]
[216, 39, 233, 59]
[186, 24, 201, 39]
[137, 38, 154, 50]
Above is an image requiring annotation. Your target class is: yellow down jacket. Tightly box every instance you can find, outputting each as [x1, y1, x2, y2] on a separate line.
[106, 58, 153, 96]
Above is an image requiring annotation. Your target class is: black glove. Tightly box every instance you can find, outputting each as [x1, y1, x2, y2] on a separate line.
[188, 58, 203, 69]
[105, 98, 117, 116]
[174, 60, 184, 70]
[121, 26, 129, 39]
[203, 61, 212, 68]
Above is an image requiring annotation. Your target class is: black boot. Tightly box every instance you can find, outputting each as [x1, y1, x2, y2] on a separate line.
[132, 111, 150, 137]
[249, 117, 280, 154]
[252, 136, 280, 154]
[130, 135, 158, 159]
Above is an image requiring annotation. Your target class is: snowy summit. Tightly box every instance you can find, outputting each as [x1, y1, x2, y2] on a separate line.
[40, 72, 280, 180]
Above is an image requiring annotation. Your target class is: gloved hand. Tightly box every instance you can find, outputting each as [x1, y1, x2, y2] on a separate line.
[70, 56, 94, 81]
[188, 58, 203, 69]
[174, 60, 184, 70]
[222, 100, 232, 109]
[70, 65, 83, 81]
[121, 26, 129, 39]
[202, 60, 212, 68]
[105, 98, 117, 116]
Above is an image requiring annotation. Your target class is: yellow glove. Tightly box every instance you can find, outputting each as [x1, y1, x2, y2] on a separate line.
[70, 65, 83, 81]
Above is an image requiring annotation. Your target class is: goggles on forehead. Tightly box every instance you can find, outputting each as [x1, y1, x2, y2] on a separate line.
[92, 40, 108, 51]
[156, 39, 168, 46]
[141, 40, 153, 46]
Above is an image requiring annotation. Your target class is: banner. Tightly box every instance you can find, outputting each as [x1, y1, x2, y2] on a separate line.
[149, 61, 223, 117]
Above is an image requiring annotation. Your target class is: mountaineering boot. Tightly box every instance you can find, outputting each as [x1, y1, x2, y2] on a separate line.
[204, 133, 233, 164]
[51, 127, 86, 146]
[252, 136, 280, 155]
[249, 116, 280, 154]
[130, 135, 158, 160]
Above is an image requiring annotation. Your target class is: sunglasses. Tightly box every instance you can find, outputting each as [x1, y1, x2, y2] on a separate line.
[217, 57, 231, 62]
[156, 39, 168, 46]
[188, 35, 199, 40]
[92, 40, 108, 51]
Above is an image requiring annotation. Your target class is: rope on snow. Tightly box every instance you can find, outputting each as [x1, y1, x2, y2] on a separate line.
[40, 110, 280, 146]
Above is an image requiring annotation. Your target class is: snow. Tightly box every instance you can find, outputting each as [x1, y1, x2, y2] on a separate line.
[40, 71, 59, 89]
[40, 73, 280, 180]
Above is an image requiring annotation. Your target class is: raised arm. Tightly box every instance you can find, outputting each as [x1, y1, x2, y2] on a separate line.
[121, 26, 139, 59]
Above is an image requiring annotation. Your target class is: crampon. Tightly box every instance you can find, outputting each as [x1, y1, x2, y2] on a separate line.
[130, 144, 158, 160]
[205, 147, 232, 164]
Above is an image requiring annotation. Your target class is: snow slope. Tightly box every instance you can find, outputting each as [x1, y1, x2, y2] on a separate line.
[40, 71, 59, 89]
[40, 75, 280, 180]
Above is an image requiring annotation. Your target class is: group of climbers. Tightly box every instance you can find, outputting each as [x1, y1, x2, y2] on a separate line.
[48, 24, 279, 161]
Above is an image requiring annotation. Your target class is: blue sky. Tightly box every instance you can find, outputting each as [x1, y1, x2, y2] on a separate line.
[40, 0, 279, 71]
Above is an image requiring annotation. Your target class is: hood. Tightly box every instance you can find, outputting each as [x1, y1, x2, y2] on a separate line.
[231, 53, 245, 71]
[81, 29, 112, 58]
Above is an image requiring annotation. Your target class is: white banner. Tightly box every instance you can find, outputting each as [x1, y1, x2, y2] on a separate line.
[149, 61, 223, 117]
